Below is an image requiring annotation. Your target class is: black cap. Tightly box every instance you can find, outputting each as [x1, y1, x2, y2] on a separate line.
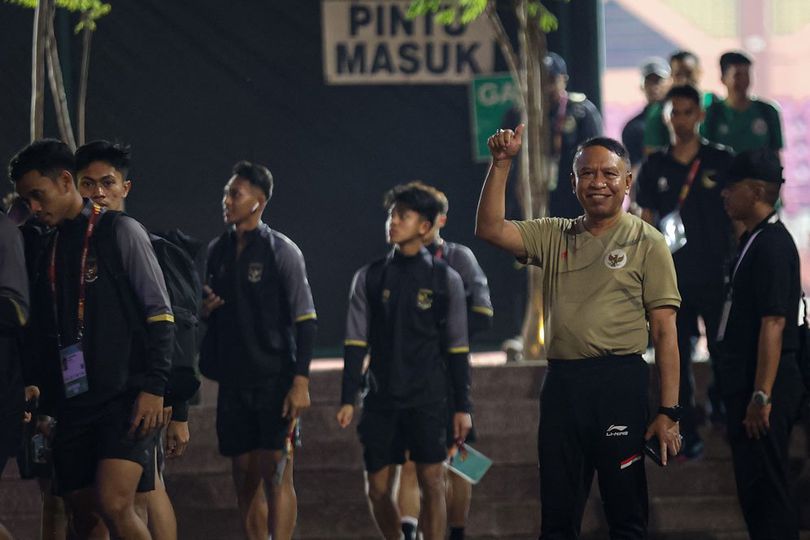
[718, 148, 784, 185]
[543, 52, 567, 78]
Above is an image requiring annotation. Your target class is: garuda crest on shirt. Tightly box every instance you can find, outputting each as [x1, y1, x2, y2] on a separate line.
[416, 288, 433, 310]
[84, 254, 99, 283]
[247, 263, 263, 283]
[604, 249, 627, 270]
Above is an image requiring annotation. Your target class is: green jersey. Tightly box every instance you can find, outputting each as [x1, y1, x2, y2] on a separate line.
[702, 97, 783, 153]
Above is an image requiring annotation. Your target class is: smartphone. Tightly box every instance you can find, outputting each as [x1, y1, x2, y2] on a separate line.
[644, 435, 665, 467]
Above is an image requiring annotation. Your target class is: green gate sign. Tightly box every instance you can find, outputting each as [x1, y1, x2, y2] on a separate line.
[470, 73, 518, 162]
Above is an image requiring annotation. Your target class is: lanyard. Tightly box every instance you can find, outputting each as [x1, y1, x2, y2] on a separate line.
[730, 213, 779, 284]
[48, 204, 103, 347]
[433, 243, 444, 260]
[677, 158, 702, 208]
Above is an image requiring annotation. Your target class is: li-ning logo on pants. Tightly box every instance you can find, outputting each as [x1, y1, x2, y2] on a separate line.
[605, 424, 629, 437]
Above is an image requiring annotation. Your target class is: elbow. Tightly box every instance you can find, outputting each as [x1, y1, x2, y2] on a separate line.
[474, 221, 496, 243]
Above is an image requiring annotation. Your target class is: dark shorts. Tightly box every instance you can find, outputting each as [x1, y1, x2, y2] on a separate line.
[358, 402, 448, 473]
[216, 380, 297, 457]
[52, 395, 157, 496]
[136, 429, 165, 492]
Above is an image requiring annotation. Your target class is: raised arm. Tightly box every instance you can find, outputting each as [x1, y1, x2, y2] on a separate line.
[475, 125, 527, 258]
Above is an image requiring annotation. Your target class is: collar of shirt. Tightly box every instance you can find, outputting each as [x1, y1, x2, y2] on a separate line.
[227, 221, 266, 244]
[739, 211, 778, 246]
[391, 245, 431, 266]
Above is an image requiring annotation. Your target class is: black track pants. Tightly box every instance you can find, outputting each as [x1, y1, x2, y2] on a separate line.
[538, 355, 650, 540]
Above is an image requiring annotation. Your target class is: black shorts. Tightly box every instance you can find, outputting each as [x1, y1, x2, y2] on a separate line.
[52, 395, 157, 496]
[216, 380, 298, 457]
[136, 429, 165, 492]
[358, 402, 448, 473]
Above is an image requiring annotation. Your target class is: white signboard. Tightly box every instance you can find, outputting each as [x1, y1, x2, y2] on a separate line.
[322, 0, 495, 85]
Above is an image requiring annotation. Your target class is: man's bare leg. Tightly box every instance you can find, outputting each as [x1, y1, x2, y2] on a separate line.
[397, 459, 420, 537]
[95, 458, 150, 539]
[416, 463, 446, 540]
[232, 452, 268, 540]
[63, 487, 108, 539]
[365, 465, 402, 540]
[144, 452, 177, 540]
[257, 450, 297, 540]
[446, 471, 471, 537]
[0, 522, 12, 540]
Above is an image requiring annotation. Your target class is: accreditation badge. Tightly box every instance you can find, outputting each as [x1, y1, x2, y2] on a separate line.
[60, 343, 89, 398]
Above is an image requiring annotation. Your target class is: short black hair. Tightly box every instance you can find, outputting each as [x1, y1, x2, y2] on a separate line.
[232, 160, 273, 200]
[383, 182, 443, 226]
[75, 140, 131, 178]
[404, 180, 449, 215]
[669, 50, 699, 65]
[664, 84, 701, 106]
[8, 139, 75, 184]
[574, 137, 631, 170]
[719, 50, 753, 77]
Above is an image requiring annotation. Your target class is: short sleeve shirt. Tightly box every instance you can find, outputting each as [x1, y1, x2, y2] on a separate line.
[703, 98, 783, 153]
[511, 212, 681, 359]
[635, 141, 735, 287]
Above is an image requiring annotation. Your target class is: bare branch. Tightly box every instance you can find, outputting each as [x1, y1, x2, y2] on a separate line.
[30, 0, 47, 141]
[484, 0, 525, 112]
[45, 1, 77, 150]
[77, 12, 92, 145]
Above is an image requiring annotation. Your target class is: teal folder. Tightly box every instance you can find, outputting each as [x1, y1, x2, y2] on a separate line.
[445, 444, 493, 485]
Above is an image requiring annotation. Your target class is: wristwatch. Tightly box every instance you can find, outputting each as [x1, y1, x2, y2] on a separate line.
[751, 390, 771, 406]
[657, 405, 682, 422]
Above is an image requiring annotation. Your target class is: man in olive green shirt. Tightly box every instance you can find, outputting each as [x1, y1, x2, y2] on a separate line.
[476, 127, 682, 539]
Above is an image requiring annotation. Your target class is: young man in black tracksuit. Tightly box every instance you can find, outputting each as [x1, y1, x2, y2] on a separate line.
[11, 139, 175, 539]
[201, 161, 316, 540]
[76, 140, 197, 540]
[395, 182, 492, 540]
[336, 183, 473, 540]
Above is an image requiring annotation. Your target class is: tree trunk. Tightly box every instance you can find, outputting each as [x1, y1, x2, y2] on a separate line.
[31, 0, 48, 141]
[77, 13, 92, 146]
[45, 2, 76, 150]
[516, 1, 551, 361]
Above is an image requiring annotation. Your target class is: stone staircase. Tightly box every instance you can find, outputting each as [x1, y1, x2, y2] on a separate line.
[3, 360, 810, 539]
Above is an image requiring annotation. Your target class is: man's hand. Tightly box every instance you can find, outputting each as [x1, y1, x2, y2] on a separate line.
[645, 414, 681, 466]
[743, 401, 771, 439]
[487, 124, 524, 162]
[129, 391, 165, 438]
[161, 406, 173, 427]
[453, 412, 472, 443]
[336, 404, 354, 428]
[201, 285, 225, 319]
[282, 375, 311, 419]
[22, 386, 40, 424]
[166, 421, 190, 458]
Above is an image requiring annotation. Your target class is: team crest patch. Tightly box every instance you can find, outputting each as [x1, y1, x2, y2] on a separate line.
[752, 118, 768, 136]
[382, 289, 390, 303]
[416, 289, 433, 310]
[702, 171, 718, 189]
[247, 263, 263, 283]
[657, 176, 669, 192]
[84, 255, 99, 283]
[604, 249, 627, 270]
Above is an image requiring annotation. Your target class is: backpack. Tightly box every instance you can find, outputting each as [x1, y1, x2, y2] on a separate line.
[96, 212, 202, 402]
[150, 232, 203, 401]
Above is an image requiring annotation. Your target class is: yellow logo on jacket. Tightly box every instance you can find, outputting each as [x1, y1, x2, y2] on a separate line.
[416, 289, 433, 310]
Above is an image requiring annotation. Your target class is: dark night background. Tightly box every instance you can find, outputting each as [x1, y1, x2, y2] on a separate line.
[0, 1, 602, 353]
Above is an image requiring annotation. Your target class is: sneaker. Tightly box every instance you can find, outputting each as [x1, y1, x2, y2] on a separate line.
[675, 434, 705, 462]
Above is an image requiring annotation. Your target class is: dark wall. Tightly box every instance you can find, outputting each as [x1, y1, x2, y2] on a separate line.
[0, 1, 600, 353]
